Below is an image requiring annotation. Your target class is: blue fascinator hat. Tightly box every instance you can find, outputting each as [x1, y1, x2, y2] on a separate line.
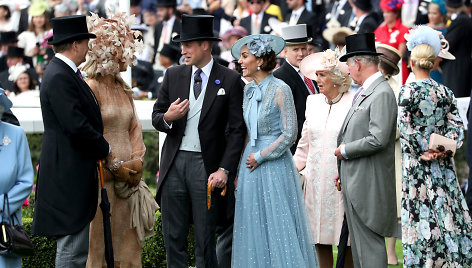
[432, 0, 448, 14]
[231, 34, 285, 60]
[0, 88, 12, 113]
[406, 25, 441, 57]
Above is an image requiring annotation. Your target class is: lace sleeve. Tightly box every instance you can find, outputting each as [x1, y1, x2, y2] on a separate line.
[254, 84, 297, 163]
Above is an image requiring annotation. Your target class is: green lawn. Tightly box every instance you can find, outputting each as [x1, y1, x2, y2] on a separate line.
[332, 238, 403, 267]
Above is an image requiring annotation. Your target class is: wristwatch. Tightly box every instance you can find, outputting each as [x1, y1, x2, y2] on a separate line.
[219, 167, 229, 175]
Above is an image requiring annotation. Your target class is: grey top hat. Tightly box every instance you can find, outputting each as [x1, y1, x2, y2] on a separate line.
[281, 24, 312, 45]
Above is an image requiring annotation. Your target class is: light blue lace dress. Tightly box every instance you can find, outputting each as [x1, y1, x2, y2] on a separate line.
[232, 74, 318, 267]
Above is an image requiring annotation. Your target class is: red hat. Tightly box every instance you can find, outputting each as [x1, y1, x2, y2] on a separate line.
[380, 0, 403, 11]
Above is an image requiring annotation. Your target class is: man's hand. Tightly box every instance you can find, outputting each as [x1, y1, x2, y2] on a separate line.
[164, 98, 190, 124]
[335, 146, 346, 160]
[208, 169, 228, 191]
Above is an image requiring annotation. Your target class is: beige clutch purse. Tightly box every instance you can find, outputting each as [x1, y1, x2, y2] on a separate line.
[429, 133, 457, 156]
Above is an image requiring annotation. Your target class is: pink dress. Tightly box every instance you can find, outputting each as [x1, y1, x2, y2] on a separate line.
[294, 92, 353, 245]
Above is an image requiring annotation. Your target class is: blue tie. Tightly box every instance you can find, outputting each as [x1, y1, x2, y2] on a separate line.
[194, 69, 202, 99]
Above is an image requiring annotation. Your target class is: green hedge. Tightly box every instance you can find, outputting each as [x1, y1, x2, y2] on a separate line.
[22, 212, 196, 267]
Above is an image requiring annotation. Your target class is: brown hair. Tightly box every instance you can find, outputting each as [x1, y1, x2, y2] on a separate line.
[332, 32, 348, 47]
[258, 51, 277, 72]
[27, 12, 52, 33]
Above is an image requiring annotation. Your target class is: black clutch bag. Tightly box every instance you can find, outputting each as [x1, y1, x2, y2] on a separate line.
[0, 193, 33, 257]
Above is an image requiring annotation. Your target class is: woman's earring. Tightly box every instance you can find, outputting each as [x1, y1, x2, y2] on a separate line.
[257, 66, 261, 71]
[334, 84, 337, 87]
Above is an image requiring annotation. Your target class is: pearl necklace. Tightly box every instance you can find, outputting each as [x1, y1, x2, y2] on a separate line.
[325, 93, 344, 105]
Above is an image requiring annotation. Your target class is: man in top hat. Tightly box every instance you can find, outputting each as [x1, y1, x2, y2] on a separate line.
[239, 0, 277, 35]
[152, 0, 181, 69]
[286, 0, 325, 48]
[0, 46, 39, 92]
[152, 15, 245, 267]
[334, 33, 397, 267]
[0, 32, 19, 72]
[274, 24, 318, 154]
[31, 15, 110, 268]
[349, 0, 380, 34]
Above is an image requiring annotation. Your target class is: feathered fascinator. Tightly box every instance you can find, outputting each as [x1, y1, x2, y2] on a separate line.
[406, 25, 441, 57]
[380, 0, 403, 11]
[8, 63, 29, 83]
[86, 12, 144, 76]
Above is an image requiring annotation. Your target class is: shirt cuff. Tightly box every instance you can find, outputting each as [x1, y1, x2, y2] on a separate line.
[163, 118, 173, 129]
[341, 144, 349, 160]
[254, 151, 263, 164]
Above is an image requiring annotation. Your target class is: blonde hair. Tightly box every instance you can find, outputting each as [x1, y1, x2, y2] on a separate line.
[328, 69, 352, 93]
[410, 43, 436, 70]
[81, 59, 132, 93]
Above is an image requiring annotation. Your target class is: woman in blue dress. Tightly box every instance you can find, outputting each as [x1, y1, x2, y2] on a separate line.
[0, 88, 34, 267]
[230, 34, 318, 267]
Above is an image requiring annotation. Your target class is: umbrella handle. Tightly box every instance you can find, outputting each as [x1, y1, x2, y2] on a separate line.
[98, 160, 105, 188]
[207, 179, 227, 210]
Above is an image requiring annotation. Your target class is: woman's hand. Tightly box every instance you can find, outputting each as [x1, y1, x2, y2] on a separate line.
[420, 150, 442, 161]
[245, 153, 259, 173]
[121, 159, 143, 187]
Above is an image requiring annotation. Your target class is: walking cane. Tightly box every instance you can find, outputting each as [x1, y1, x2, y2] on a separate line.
[207, 179, 227, 210]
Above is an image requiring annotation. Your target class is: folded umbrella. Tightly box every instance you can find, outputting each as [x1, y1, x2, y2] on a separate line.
[98, 160, 114, 267]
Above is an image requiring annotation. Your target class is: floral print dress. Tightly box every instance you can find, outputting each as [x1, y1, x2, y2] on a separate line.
[398, 78, 472, 267]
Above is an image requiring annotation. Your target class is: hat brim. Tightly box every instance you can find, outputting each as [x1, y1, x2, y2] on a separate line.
[285, 37, 313, 46]
[322, 27, 354, 43]
[47, 33, 97, 45]
[172, 34, 221, 43]
[231, 34, 285, 60]
[339, 51, 383, 62]
[0, 89, 12, 112]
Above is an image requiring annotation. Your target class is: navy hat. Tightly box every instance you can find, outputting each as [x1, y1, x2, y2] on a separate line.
[156, 0, 177, 7]
[159, 44, 181, 63]
[173, 15, 221, 42]
[446, 0, 464, 7]
[48, 15, 96, 45]
[0, 31, 18, 45]
[339, 33, 383, 62]
[0, 88, 12, 113]
[352, 0, 372, 12]
[6, 46, 24, 58]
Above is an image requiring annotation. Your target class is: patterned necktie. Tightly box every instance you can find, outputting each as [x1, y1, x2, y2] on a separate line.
[76, 69, 83, 80]
[303, 75, 316, 94]
[194, 68, 203, 99]
[352, 86, 363, 106]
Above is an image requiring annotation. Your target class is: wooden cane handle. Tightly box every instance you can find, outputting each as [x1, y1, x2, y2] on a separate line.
[207, 179, 228, 210]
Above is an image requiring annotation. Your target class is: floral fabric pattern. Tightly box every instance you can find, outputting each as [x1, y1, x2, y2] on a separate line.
[398, 78, 472, 267]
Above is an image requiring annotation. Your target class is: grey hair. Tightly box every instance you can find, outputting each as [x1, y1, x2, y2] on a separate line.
[327, 69, 352, 93]
[347, 55, 380, 66]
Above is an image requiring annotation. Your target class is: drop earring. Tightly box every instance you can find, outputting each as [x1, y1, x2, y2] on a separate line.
[257, 66, 261, 71]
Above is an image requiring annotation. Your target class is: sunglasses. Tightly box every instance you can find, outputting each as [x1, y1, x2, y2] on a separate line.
[249, 0, 265, 4]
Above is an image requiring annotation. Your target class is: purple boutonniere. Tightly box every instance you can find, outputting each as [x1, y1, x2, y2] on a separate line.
[215, 79, 221, 85]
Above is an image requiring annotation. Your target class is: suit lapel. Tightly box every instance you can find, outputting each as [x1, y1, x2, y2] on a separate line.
[340, 76, 385, 134]
[284, 62, 310, 97]
[200, 63, 221, 123]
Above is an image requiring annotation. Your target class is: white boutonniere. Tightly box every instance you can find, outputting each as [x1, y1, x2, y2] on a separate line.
[2, 136, 11, 147]
[264, 25, 271, 33]
[354, 106, 366, 111]
[217, 88, 226, 96]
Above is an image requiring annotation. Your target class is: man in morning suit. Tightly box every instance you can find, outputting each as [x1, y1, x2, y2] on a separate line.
[152, 0, 181, 69]
[32, 15, 110, 268]
[335, 33, 397, 267]
[239, 0, 277, 35]
[286, 0, 325, 47]
[152, 15, 246, 267]
[349, 0, 380, 34]
[274, 24, 318, 153]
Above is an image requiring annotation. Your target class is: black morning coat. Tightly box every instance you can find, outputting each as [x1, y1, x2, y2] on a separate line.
[32, 56, 109, 236]
[152, 62, 246, 208]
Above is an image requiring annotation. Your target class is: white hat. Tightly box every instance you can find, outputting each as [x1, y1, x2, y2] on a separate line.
[281, 24, 312, 45]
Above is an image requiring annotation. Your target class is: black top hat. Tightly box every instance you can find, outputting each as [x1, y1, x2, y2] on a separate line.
[0, 31, 18, 45]
[352, 0, 372, 12]
[339, 33, 383, 62]
[7, 46, 25, 58]
[159, 44, 181, 63]
[445, 0, 464, 7]
[173, 15, 221, 42]
[156, 0, 177, 7]
[48, 15, 96, 45]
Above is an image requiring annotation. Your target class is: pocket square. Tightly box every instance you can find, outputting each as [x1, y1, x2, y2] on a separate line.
[217, 88, 226, 96]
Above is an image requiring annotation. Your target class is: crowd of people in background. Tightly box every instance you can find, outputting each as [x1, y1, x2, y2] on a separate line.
[0, 0, 472, 267]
